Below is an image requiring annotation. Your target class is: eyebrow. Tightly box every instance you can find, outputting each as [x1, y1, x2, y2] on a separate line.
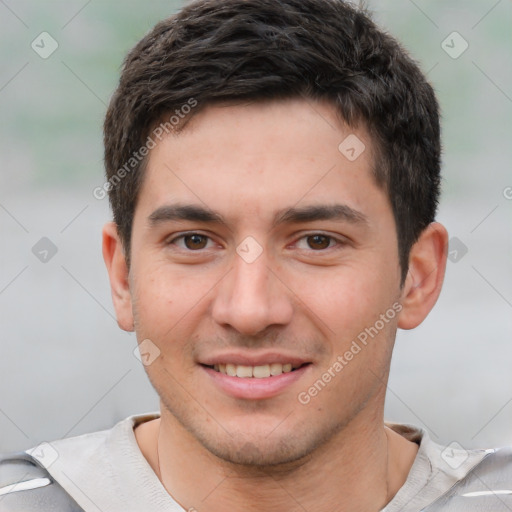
[272, 204, 368, 227]
[148, 204, 226, 226]
[147, 203, 368, 228]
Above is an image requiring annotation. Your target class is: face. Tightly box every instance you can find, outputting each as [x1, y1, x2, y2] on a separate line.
[121, 99, 405, 465]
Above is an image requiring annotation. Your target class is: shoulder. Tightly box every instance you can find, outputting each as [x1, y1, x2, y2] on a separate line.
[0, 413, 160, 512]
[0, 451, 84, 511]
[425, 446, 512, 511]
[0, 415, 135, 511]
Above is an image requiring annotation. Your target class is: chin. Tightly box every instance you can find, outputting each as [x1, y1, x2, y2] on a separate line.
[200, 434, 312, 468]
[157, 383, 358, 469]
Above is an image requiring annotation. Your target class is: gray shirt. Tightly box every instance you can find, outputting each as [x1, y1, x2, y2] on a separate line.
[19, 412, 509, 511]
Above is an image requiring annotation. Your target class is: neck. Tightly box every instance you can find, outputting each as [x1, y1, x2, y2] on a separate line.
[136, 405, 418, 512]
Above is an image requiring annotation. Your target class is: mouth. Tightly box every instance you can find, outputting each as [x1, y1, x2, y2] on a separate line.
[203, 362, 307, 378]
[200, 360, 312, 400]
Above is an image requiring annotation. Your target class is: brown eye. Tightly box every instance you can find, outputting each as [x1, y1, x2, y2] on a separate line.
[183, 234, 208, 250]
[306, 234, 331, 250]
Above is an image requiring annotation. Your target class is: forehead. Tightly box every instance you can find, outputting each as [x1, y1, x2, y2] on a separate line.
[137, 98, 386, 224]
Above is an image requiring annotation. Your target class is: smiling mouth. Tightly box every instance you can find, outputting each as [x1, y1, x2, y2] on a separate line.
[203, 363, 308, 378]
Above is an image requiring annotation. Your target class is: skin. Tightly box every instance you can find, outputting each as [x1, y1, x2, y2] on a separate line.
[103, 98, 448, 511]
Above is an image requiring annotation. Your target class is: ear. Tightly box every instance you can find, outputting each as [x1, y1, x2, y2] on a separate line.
[397, 222, 448, 330]
[102, 222, 134, 332]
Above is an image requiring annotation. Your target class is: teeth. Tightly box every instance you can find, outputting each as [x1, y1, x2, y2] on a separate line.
[214, 363, 299, 378]
[253, 364, 270, 378]
[269, 363, 283, 375]
[236, 365, 253, 378]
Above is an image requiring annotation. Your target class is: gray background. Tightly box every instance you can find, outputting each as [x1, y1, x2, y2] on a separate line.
[1, 0, 511, 454]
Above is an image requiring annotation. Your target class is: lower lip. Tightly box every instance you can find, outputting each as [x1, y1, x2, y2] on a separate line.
[202, 365, 311, 400]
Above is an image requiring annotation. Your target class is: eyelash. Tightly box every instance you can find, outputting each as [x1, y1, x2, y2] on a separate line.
[166, 232, 346, 252]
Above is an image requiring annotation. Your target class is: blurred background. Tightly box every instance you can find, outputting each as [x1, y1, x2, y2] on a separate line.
[0, 0, 511, 454]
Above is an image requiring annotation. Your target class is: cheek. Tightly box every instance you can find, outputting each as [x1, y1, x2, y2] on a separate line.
[131, 266, 174, 336]
[294, 265, 390, 339]
[131, 262, 213, 342]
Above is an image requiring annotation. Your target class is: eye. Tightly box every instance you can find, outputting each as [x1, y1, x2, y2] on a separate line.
[168, 233, 214, 250]
[295, 234, 343, 251]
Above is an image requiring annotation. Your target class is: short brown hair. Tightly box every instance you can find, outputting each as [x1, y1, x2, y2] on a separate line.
[103, 0, 441, 283]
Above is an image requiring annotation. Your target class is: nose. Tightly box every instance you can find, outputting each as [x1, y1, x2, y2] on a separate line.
[211, 247, 294, 336]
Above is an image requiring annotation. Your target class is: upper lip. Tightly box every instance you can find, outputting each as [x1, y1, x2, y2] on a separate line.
[199, 351, 310, 367]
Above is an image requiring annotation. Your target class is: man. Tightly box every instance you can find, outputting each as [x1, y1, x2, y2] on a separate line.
[1, 0, 511, 510]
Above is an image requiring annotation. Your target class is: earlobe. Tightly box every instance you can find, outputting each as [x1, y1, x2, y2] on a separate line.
[102, 222, 135, 332]
[397, 222, 448, 330]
